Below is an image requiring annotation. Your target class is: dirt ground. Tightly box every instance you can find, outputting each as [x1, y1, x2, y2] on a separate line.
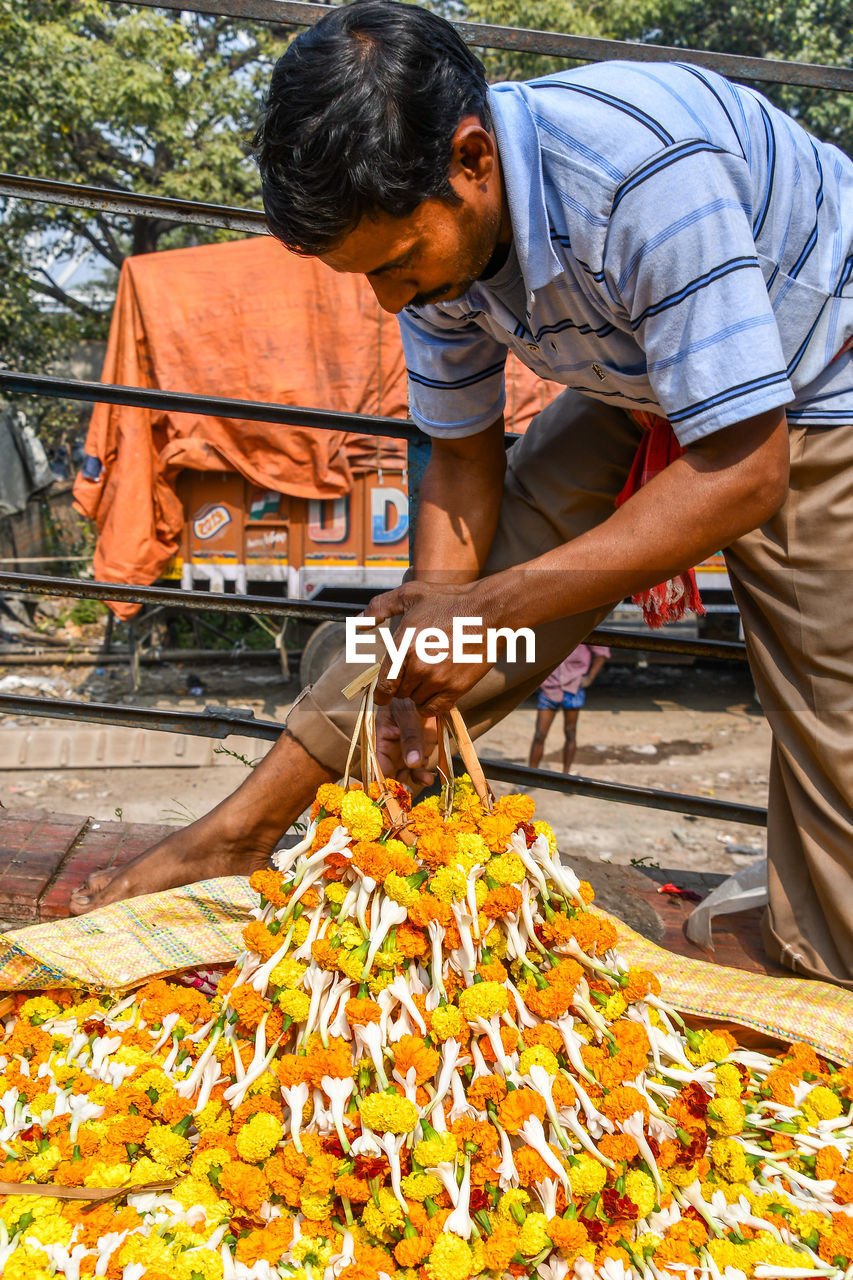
[0, 649, 769, 878]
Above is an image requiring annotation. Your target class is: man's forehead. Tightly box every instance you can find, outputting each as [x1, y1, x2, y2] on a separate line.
[318, 213, 418, 275]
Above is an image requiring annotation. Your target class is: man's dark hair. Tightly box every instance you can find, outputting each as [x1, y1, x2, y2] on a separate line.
[254, 0, 491, 254]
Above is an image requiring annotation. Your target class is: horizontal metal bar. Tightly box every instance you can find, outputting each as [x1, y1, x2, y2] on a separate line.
[0, 572, 748, 659]
[117, 0, 853, 94]
[0, 690, 766, 825]
[0, 173, 269, 235]
[0, 693, 283, 741]
[477, 757, 766, 828]
[0, 647, 285, 666]
[0, 370, 420, 442]
[0, 571, 362, 621]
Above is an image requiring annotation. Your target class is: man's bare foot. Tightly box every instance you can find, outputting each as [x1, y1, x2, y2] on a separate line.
[68, 823, 274, 916]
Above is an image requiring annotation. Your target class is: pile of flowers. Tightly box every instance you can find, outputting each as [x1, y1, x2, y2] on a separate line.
[1, 776, 852, 1280]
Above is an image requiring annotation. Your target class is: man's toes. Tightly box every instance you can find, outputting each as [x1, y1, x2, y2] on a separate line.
[68, 889, 93, 916]
[83, 870, 115, 894]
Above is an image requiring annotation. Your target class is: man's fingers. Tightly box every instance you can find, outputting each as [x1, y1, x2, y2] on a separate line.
[391, 697, 427, 768]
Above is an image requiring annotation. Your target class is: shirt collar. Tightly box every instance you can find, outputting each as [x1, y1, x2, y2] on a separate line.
[488, 82, 565, 293]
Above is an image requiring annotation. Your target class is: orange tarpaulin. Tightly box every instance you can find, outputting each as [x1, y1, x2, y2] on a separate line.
[73, 236, 561, 615]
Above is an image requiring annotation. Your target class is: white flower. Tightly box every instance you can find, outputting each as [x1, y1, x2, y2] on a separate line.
[444, 1156, 473, 1238]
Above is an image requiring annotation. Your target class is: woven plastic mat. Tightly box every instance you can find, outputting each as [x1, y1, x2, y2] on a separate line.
[0, 877, 851, 1065]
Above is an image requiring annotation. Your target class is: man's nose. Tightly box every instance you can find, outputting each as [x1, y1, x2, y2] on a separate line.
[367, 276, 415, 315]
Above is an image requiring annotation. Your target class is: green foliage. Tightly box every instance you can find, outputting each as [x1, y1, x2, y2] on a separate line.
[0, 0, 289, 439]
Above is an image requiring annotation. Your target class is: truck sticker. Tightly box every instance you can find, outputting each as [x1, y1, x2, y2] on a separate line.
[193, 504, 232, 540]
[371, 487, 409, 545]
[308, 497, 349, 543]
[249, 489, 281, 520]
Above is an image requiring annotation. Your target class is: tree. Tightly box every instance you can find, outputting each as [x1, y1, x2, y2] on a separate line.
[0, 0, 290, 445]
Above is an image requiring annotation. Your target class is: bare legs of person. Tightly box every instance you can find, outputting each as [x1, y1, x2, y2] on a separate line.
[68, 730, 335, 916]
[528, 706, 579, 773]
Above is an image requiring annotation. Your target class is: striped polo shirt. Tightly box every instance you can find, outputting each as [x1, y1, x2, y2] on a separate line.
[398, 62, 853, 446]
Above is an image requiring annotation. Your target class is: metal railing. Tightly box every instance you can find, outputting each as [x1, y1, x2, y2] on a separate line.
[5, 0, 831, 833]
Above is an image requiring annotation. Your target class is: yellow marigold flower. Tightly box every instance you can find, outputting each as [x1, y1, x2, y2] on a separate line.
[341, 791, 383, 841]
[301, 1191, 335, 1220]
[173, 1175, 228, 1213]
[18, 1212, 73, 1246]
[802, 1084, 843, 1122]
[486, 851, 526, 884]
[455, 832, 490, 869]
[518, 1045, 559, 1076]
[414, 1132, 458, 1167]
[236, 1112, 285, 1162]
[193, 1147, 233, 1180]
[175, 1249, 225, 1280]
[278, 990, 311, 1021]
[119, 1233, 176, 1270]
[145, 1123, 192, 1168]
[374, 947, 403, 971]
[714, 1062, 744, 1098]
[270, 958, 307, 988]
[19, 995, 62, 1023]
[368, 969, 396, 994]
[425, 1234, 476, 1280]
[338, 950, 365, 981]
[518, 1211, 550, 1255]
[431, 866, 468, 902]
[685, 1031, 733, 1066]
[83, 1160, 133, 1188]
[430, 1005, 465, 1040]
[600, 993, 628, 1020]
[4, 1247, 54, 1280]
[359, 1092, 419, 1134]
[624, 1169, 656, 1218]
[28, 1146, 62, 1179]
[532, 820, 557, 854]
[567, 1154, 607, 1199]
[363, 1186, 405, 1238]
[710, 1137, 749, 1183]
[706, 1240, 752, 1272]
[474, 880, 488, 907]
[458, 981, 509, 1021]
[27, 1092, 54, 1119]
[707, 1096, 745, 1136]
[324, 882, 348, 905]
[338, 921, 365, 950]
[291, 917, 311, 945]
[497, 1189, 530, 1220]
[316, 782, 345, 815]
[401, 1171, 443, 1200]
[485, 924, 508, 958]
[385, 871, 421, 908]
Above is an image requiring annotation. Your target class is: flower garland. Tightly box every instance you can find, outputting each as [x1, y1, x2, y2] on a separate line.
[0, 776, 852, 1280]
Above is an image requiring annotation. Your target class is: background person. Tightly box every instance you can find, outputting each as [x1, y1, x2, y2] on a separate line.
[529, 644, 610, 773]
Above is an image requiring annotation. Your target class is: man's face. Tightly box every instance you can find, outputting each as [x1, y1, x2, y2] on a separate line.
[317, 120, 507, 315]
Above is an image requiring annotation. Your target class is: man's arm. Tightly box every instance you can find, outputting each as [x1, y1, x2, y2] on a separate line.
[411, 417, 507, 583]
[582, 651, 608, 688]
[368, 406, 789, 711]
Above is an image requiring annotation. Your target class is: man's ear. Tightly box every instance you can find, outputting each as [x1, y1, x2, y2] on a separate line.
[449, 117, 497, 186]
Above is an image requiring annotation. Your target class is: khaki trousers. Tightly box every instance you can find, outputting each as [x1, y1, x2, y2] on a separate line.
[286, 390, 853, 989]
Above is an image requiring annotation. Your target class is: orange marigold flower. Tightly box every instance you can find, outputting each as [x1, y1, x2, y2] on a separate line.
[478, 811, 516, 852]
[521, 1024, 563, 1054]
[498, 1088, 547, 1134]
[219, 1160, 271, 1214]
[482, 885, 522, 919]
[351, 840, 392, 882]
[311, 938, 343, 971]
[408, 894, 452, 929]
[569, 912, 619, 955]
[547, 1216, 589, 1255]
[495, 793, 536, 826]
[236, 1217, 295, 1266]
[483, 1221, 520, 1270]
[241, 921, 283, 961]
[601, 1085, 650, 1125]
[578, 879, 596, 904]
[552, 1075, 577, 1111]
[396, 923, 429, 958]
[393, 1035, 440, 1085]
[622, 968, 661, 1002]
[477, 958, 508, 982]
[394, 1235, 431, 1266]
[312, 815, 343, 853]
[228, 983, 269, 1033]
[466, 1073, 507, 1110]
[417, 829, 457, 869]
[597, 1133, 639, 1164]
[763, 1065, 799, 1106]
[345, 997, 383, 1027]
[515, 1146, 556, 1185]
[334, 1172, 373, 1203]
[249, 868, 291, 908]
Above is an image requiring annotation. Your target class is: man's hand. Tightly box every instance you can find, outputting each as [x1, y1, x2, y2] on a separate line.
[375, 698, 438, 789]
[367, 579, 494, 715]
